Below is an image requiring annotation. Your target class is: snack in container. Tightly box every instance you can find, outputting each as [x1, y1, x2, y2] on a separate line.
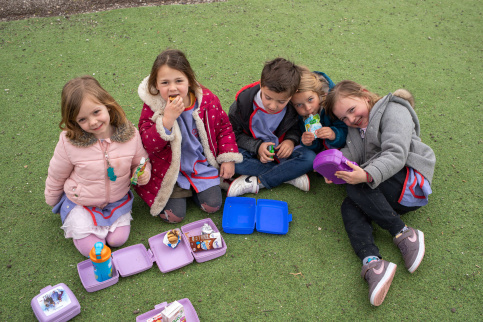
[201, 223, 214, 235]
[304, 114, 322, 137]
[189, 232, 222, 252]
[161, 300, 186, 322]
[131, 157, 149, 185]
[163, 229, 181, 249]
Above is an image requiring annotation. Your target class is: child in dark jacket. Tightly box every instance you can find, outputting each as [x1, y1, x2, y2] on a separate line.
[227, 58, 315, 196]
[290, 67, 347, 161]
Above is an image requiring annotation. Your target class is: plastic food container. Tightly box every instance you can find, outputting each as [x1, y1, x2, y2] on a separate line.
[31, 283, 80, 322]
[313, 149, 358, 184]
[222, 197, 292, 235]
[136, 298, 199, 322]
[77, 218, 227, 292]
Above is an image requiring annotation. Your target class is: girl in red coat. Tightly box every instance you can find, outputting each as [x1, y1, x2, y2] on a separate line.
[134, 49, 242, 223]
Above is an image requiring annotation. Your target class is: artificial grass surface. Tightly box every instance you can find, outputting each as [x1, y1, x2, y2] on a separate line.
[0, 0, 481, 320]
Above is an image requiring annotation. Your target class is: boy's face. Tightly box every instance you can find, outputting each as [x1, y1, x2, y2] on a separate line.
[260, 86, 292, 114]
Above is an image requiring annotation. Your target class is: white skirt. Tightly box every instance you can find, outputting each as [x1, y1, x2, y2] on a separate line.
[61, 204, 132, 240]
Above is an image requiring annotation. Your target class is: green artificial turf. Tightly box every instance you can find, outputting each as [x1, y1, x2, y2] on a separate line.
[0, 0, 481, 320]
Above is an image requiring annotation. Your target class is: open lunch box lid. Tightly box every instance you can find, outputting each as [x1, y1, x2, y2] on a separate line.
[31, 283, 80, 322]
[222, 197, 292, 235]
[77, 218, 227, 292]
[136, 298, 200, 322]
[313, 149, 357, 184]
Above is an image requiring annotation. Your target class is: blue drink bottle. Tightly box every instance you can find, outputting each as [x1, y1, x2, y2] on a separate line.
[89, 242, 113, 282]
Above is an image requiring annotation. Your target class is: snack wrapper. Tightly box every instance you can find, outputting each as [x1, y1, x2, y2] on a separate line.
[189, 232, 222, 252]
[130, 157, 148, 185]
[163, 229, 181, 249]
[304, 114, 322, 137]
[201, 223, 214, 235]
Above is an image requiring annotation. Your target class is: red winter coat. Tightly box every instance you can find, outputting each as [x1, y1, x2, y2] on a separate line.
[134, 76, 242, 216]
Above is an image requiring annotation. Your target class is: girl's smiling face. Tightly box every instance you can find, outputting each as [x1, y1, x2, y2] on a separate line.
[76, 96, 113, 139]
[291, 90, 322, 117]
[333, 96, 371, 128]
[155, 65, 191, 107]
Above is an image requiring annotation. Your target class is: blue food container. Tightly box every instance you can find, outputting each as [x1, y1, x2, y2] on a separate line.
[222, 197, 292, 235]
[31, 283, 80, 322]
[222, 197, 257, 234]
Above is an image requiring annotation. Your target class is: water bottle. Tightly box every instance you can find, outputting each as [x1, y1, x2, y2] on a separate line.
[89, 242, 112, 282]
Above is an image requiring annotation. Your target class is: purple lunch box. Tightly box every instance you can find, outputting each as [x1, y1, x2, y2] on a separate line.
[313, 149, 358, 184]
[136, 298, 200, 322]
[77, 218, 227, 292]
[31, 283, 80, 322]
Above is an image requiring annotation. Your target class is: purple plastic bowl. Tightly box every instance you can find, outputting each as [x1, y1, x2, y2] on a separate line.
[313, 149, 358, 184]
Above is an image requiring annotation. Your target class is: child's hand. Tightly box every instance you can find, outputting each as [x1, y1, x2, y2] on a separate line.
[276, 140, 295, 159]
[335, 161, 366, 185]
[324, 177, 333, 184]
[219, 162, 235, 179]
[315, 127, 336, 141]
[136, 169, 151, 186]
[163, 96, 185, 131]
[258, 142, 276, 163]
[301, 132, 315, 146]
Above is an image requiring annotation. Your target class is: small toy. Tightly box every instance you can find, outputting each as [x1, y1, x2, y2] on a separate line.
[313, 149, 358, 184]
[304, 114, 322, 137]
[131, 157, 149, 185]
[268, 145, 275, 158]
[89, 242, 113, 282]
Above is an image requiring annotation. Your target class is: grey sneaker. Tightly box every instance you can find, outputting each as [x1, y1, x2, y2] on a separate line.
[285, 174, 310, 192]
[361, 259, 397, 306]
[393, 227, 425, 273]
[227, 175, 259, 197]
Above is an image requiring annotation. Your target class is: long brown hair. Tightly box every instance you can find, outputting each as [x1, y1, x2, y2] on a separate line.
[147, 49, 200, 96]
[59, 76, 127, 140]
[324, 80, 381, 120]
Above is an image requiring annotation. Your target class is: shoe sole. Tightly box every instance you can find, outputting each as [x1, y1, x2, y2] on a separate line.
[370, 262, 397, 306]
[408, 230, 425, 273]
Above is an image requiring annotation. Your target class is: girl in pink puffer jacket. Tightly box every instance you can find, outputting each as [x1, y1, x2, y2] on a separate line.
[45, 76, 151, 257]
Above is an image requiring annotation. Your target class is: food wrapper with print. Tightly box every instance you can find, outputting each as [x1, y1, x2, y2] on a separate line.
[163, 229, 181, 249]
[130, 157, 149, 185]
[304, 114, 322, 137]
[161, 300, 186, 322]
[189, 232, 222, 252]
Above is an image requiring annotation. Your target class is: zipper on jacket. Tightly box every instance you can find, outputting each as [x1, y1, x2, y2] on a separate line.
[99, 140, 111, 207]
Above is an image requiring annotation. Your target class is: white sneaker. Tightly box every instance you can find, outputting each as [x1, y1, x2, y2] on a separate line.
[227, 175, 259, 197]
[285, 174, 310, 192]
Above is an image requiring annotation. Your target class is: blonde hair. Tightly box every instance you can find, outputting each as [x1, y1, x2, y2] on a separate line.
[60, 76, 127, 140]
[324, 80, 381, 120]
[295, 66, 330, 107]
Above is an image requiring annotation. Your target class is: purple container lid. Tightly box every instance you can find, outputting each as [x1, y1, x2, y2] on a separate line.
[313, 149, 358, 184]
[31, 283, 80, 322]
[148, 231, 194, 273]
[181, 218, 227, 263]
[136, 298, 200, 322]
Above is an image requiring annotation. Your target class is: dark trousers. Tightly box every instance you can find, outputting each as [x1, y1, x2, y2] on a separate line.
[341, 168, 421, 260]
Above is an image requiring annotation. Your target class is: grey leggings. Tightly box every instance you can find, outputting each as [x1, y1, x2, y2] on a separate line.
[159, 185, 222, 223]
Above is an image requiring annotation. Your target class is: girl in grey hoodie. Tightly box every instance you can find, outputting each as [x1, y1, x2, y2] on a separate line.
[323, 80, 436, 306]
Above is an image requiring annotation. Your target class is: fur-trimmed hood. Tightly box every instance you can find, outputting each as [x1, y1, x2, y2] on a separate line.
[68, 121, 136, 148]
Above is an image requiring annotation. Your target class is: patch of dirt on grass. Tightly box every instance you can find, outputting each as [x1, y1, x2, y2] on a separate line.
[0, 0, 223, 21]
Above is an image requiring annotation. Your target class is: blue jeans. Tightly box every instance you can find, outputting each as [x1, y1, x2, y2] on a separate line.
[235, 147, 315, 189]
